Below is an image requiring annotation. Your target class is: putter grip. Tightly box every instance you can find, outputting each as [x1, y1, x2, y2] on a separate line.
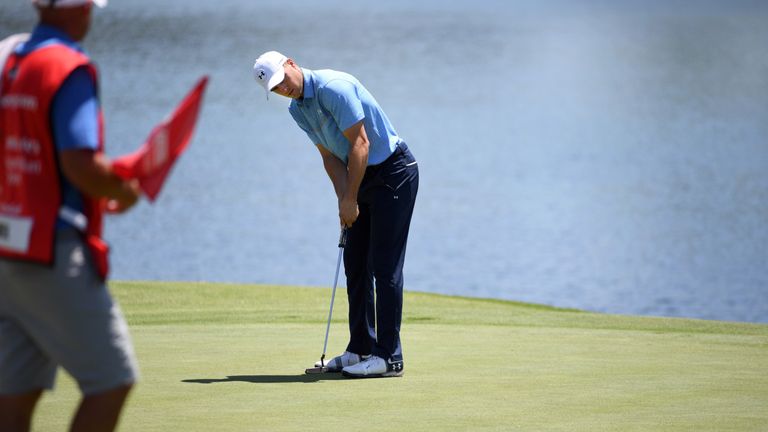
[338, 228, 348, 248]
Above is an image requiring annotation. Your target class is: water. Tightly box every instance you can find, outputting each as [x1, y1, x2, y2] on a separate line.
[2, 0, 767, 323]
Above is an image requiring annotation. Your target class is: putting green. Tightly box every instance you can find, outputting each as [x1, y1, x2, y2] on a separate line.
[33, 282, 768, 431]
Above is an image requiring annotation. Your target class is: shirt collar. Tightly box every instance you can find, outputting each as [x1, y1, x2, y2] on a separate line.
[300, 68, 315, 100]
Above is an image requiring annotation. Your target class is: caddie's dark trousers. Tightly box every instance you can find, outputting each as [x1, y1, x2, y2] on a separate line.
[344, 142, 418, 362]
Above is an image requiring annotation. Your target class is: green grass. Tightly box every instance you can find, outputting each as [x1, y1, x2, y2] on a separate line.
[33, 281, 768, 431]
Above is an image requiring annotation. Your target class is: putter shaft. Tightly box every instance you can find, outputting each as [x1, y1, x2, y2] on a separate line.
[306, 228, 347, 376]
[320, 230, 346, 362]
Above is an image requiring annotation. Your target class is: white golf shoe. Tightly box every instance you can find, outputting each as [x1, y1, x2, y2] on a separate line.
[341, 355, 404, 378]
[315, 351, 367, 372]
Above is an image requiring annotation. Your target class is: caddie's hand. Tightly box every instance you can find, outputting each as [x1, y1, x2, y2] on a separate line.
[105, 179, 141, 214]
[339, 197, 359, 227]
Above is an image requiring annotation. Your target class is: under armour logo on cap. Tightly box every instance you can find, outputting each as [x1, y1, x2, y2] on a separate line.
[256, 70, 266, 81]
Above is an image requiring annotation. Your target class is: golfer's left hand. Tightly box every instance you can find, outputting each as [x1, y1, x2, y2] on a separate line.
[339, 197, 359, 227]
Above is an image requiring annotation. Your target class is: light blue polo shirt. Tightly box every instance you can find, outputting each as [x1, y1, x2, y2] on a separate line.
[288, 68, 401, 165]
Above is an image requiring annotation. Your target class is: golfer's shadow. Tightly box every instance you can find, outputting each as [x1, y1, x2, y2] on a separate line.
[182, 373, 345, 384]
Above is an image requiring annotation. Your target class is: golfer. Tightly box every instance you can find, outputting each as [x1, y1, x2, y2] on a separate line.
[253, 51, 419, 378]
[0, 1, 141, 430]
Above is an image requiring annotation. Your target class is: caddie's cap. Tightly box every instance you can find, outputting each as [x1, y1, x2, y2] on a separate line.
[31, 0, 107, 8]
[253, 51, 288, 99]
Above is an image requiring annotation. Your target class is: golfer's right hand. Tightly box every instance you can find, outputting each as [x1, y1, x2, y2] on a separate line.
[339, 196, 359, 227]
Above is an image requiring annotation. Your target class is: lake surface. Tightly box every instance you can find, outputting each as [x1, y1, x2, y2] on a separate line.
[2, 0, 767, 323]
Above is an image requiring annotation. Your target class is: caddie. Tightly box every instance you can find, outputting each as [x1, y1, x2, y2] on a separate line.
[0, 1, 141, 430]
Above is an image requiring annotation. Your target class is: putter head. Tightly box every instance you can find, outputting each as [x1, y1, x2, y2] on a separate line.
[305, 354, 327, 374]
[305, 366, 329, 374]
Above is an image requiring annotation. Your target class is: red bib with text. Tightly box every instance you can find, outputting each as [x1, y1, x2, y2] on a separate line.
[0, 43, 109, 278]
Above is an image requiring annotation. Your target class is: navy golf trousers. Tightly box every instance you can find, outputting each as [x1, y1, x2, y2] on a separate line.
[344, 142, 418, 362]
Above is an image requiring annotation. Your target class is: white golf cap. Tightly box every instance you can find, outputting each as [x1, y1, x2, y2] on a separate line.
[31, 0, 107, 8]
[253, 51, 287, 99]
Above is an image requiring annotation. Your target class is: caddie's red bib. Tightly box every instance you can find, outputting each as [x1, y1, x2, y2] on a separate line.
[0, 42, 109, 279]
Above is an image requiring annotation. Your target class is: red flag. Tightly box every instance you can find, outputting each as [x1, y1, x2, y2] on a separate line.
[112, 76, 209, 202]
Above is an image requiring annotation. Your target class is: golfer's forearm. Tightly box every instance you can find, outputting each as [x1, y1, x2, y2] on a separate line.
[323, 157, 348, 200]
[317, 144, 347, 199]
[341, 121, 369, 203]
[343, 140, 367, 202]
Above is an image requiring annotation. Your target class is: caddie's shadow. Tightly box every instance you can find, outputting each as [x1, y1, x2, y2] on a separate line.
[182, 374, 345, 384]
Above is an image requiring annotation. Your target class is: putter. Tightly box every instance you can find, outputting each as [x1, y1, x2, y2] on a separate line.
[305, 227, 348, 374]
